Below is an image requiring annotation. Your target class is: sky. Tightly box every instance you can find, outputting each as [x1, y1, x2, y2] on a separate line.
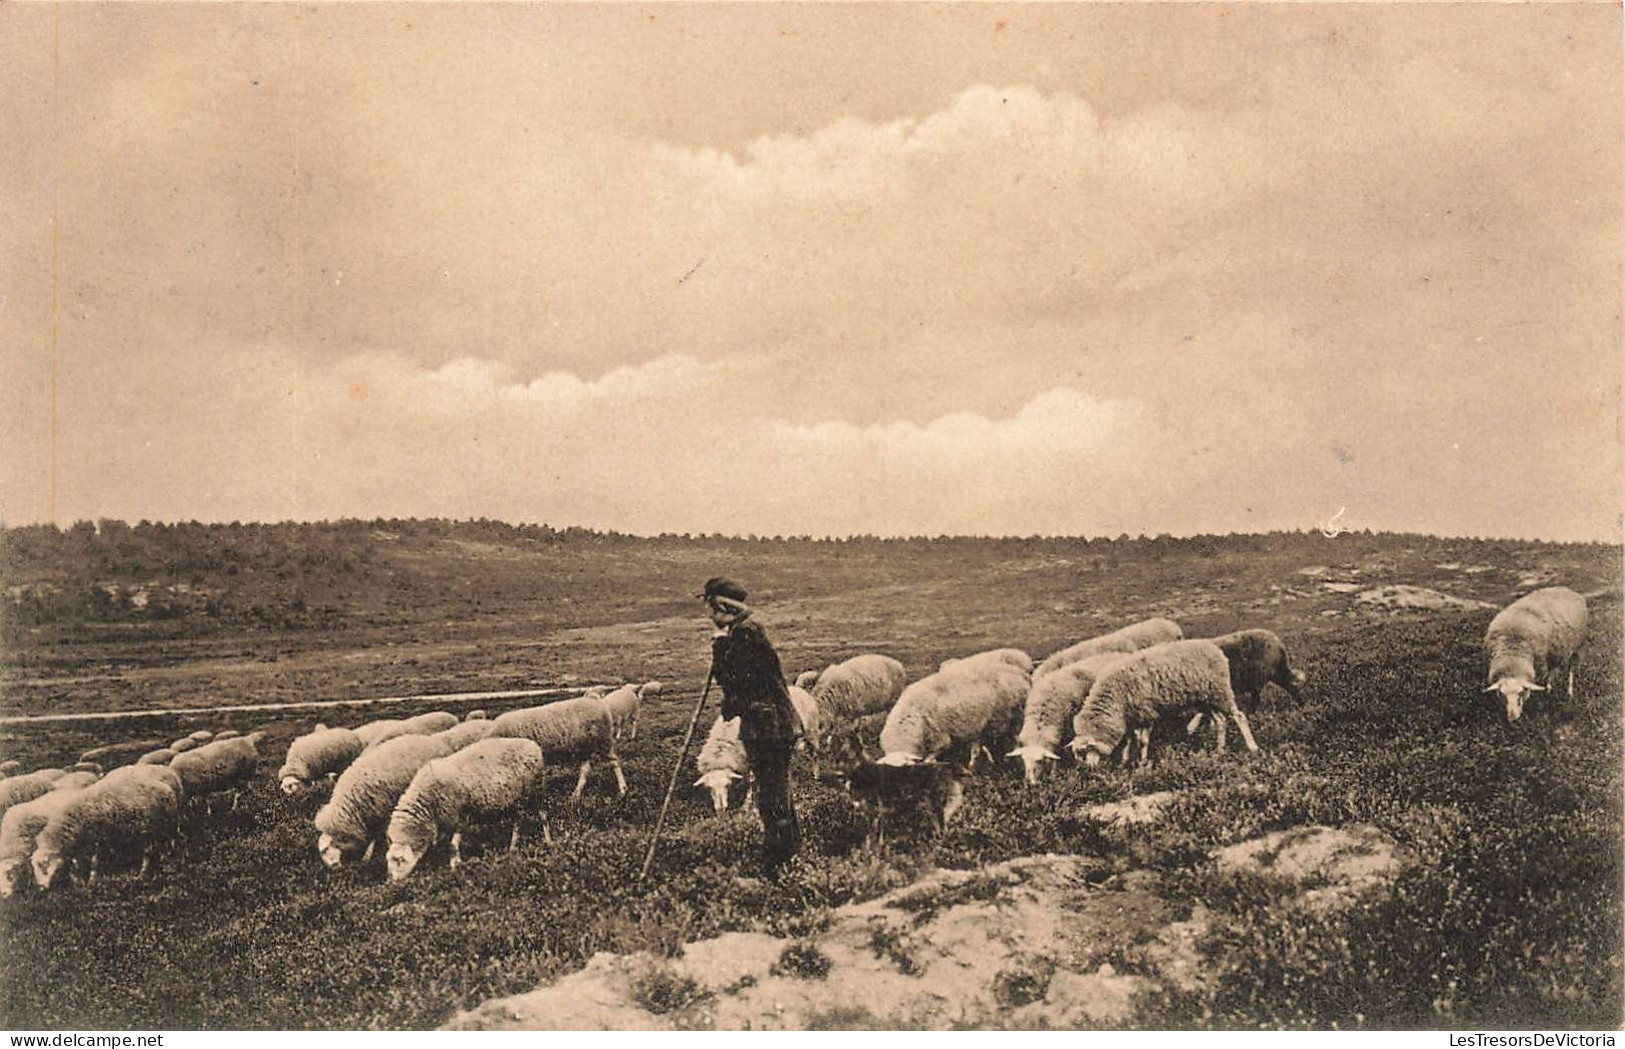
[3, 3, 1620, 540]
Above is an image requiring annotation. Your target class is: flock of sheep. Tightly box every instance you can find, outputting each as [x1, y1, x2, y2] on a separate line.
[0, 585, 1592, 893]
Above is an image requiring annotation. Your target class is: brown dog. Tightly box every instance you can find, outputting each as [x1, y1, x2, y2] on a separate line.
[842, 760, 965, 845]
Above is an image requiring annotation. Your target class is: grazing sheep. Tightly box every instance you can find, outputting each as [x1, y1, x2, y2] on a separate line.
[402, 711, 459, 735]
[0, 773, 100, 897]
[385, 738, 548, 880]
[187, 730, 214, 744]
[1483, 586, 1590, 724]
[491, 695, 626, 801]
[464, 710, 489, 721]
[1070, 640, 1257, 769]
[1009, 652, 1134, 784]
[0, 761, 23, 777]
[77, 740, 163, 769]
[431, 719, 498, 752]
[0, 770, 69, 821]
[1033, 617, 1183, 680]
[315, 734, 461, 868]
[169, 733, 266, 812]
[355, 712, 458, 750]
[804, 655, 908, 753]
[213, 730, 242, 740]
[940, 648, 1035, 676]
[31, 765, 185, 889]
[168, 738, 200, 755]
[693, 716, 751, 814]
[136, 749, 176, 766]
[66, 762, 104, 776]
[794, 670, 822, 691]
[878, 661, 1028, 769]
[602, 681, 661, 743]
[278, 727, 365, 795]
[1185, 629, 1307, 737]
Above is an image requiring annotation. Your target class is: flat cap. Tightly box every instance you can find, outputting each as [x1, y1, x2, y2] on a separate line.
[698, 577, 748, 603]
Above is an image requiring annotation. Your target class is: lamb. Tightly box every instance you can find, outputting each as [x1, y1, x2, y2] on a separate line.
[1184, 629, 1307, 737]
[0, 770, 69, 820]
[877, 660, 1028, 769]
[384, 738, 548, 880]
[137, 748, 177, 766]
[693, 716, 751, 814]
[1483, 586, 1589, 724]
[314, 733, 461, 867]
[169, 733, 266, 812]
[31, 765, 185, 889]
[278, 726, 365, 795]
[1009, 652, 1134, 784]
[601, 681, 661, 743]
[0, 773, 100, 897]
[490, 695, 625, 801]
[1033, 617, 1183, 680]
[940, 648, 1035, 676]
[1069, 640, 1258, 769]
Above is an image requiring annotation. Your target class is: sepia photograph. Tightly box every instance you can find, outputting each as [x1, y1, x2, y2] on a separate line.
[1, 0, 1621, 1033]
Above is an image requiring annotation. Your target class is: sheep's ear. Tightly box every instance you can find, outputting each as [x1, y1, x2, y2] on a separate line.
[692, 776, 705, 787]
[1526, 682, 1546, 691]
[727, 770, 742, 781]
[1482, 684, 1499, 693]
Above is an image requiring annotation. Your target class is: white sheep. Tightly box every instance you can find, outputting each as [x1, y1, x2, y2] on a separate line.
[355, 712, 458, 750]
[77, 740, 163, 768]
[877, 661, 1029, 770]
[314, 734, 461, 868]
[169, 733, 266, 813]
[1033, 617, 1183, 680]
[31, 765, 185, 889]
[353, 718, 409, 749]
[940, 648, 1035, 675]
[403, 711, 460, 735]
[277, 726, 365, 795]
[1069, 640, 1258, 769]
[65, 762, 104, 776]
[385, 738, 548, 880]
[0, 773, 100, 897]
[213, 730, 242, 740]
[0, 770, 69, 821]
[186, 730, 214, 744]
[803, 654, 908, 755]
[1483, 586, 1589, 723]
[491, 695, 625, 801]
[1185, 629, 1308, 737]
[1008, 652, 1134, 784]
[136, 748, 176, 766]
[693, 716, 752, 814]
[464, 710, 489, 722]
[602, 681, 661, 743]
[168, 738, 200, 755]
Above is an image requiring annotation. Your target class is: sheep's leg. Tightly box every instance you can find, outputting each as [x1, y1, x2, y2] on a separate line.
[1230, 706, 1260, 752]
[509, 820, 522, 852]
[230, 790, 241, 811]
[139, 847, 153, 878]
[610, 754, 628, 797]
[570, 761, 592, 802]
[449, 832, 463, 869]
[87, 853, 99, 883]
[362, 839, 376, 864]
[1214, 717, 1228, 753]
[1134, 727, 1154, 769]
[1185, 713, 1206, 737]
[629, 712, 639, 741]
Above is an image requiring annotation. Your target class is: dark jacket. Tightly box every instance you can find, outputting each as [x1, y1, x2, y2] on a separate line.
[712, 617, 800, 743]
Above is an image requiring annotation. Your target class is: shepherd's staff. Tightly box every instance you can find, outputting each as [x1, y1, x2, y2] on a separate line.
[637, 671, 714, 885]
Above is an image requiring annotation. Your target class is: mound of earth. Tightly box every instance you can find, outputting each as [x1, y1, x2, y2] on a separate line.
[445, 823, 1412, 1031]
[1353, 585, 1494, 613]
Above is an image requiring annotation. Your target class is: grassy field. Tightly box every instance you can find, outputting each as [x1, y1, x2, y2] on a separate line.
[0, 525, 1620, 1029]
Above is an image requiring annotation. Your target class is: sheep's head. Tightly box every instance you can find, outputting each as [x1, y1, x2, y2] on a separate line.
[279, 774, 306, 796]
[1290, 669, 1308, 689]
[693, 769, 739, 813]
[31, 849, 65, 890]
[386, 841, 425, 881]
[316, 830, 362, 868]
[1007, 744, 1061, 785]
[794, 670, 821, 691]
[639, 681, 663, 698]
[1485, 677, 1544, 723]
[1067, 737, 1113, 767]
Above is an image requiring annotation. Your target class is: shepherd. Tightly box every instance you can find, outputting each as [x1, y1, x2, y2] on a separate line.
[700, 576, 802, 879]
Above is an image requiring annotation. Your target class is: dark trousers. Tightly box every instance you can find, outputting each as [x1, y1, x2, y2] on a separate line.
[742, 736, 799, 875]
